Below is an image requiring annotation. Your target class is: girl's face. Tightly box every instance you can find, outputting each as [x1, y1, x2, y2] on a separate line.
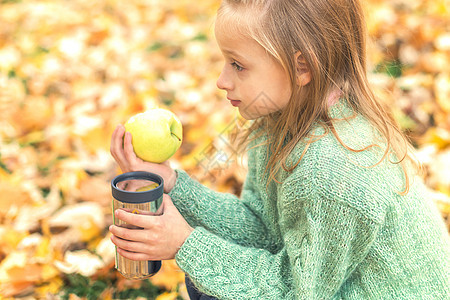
[214, 17, 292, 120]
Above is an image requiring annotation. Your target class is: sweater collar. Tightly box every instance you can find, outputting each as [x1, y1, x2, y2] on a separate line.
[328, 97, 355, 119]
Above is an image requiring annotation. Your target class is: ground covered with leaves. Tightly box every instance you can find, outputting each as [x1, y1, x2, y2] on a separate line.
[0, 0, 449, 299]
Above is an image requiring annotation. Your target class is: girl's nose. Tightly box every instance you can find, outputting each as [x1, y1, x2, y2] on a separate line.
[216, 67, 233, 91]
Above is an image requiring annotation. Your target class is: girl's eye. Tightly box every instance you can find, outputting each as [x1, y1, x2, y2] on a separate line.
[231, 61, 244, 71]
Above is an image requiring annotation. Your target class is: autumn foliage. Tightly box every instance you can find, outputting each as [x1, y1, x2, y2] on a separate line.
[0, 0, 449, 299]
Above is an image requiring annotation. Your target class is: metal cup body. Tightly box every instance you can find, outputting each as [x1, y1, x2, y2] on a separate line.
[111, 171, 164, 280]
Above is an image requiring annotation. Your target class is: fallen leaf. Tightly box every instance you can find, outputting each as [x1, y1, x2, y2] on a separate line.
[150, 260, 185, 291]
[155, 291, 179, 300]
[54, 249, 105, 277]
[0, 227, 28, 255]
[35, 276, 64, 298]
[0, 178, 32, 218]
[78, 176, 111, 206]
[95, 233, 116, 266]
[48, 202, 104, 231]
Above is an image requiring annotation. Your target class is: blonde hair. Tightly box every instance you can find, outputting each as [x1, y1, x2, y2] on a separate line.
[218, 0, 420, 195]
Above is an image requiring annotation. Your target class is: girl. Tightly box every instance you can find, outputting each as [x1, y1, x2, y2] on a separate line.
[109, 0, 450, 299]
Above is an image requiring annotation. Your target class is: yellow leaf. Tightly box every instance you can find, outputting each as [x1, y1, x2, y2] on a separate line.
[431, 190, 450, 215]
[99, 288, 114, 300]
[77, 217, 102, 242]
[0, 251, 27, 283]
[48, 202, 105, 245]
[35, 236, 52, 259]
[155, 291, 179, 300]
[79, 126, 113, 154]
[35, 276, 64, 298]
[150, 260, 185, 291]
[430, 0, 449, 16]
[14, 96, 53, 133]
[435, 74, 450, 113]
[423, 128, 450, 150]
[0, 227, 27, 254]
[41, 218, 51, 237]
[17, 130, 45, 146]
[56, 168, 87, 195]
[78, 176, 110, 205]
[41, 264, 59, 281]
[0, 179, 32, 217]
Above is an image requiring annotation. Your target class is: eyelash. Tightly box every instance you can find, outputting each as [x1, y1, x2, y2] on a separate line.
[230, 61, 244, 71]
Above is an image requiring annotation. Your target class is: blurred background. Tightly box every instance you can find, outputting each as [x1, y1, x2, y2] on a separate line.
[0, 0, 449, 299]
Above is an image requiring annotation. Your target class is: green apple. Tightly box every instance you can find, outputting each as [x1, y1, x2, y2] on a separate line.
[124, 108, 183, 163]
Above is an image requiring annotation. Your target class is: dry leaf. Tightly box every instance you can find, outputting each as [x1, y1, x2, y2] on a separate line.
[48, 202, 104, 231]
[155, 291, 180, 300]
[35, 276, 64, 298]
[0, 227, 28, 255]
[95, 233, 116, 266]
[150, 260, 185, 291]
[54, 249, 105, 277]
[78, 176, 111, 206]
[0, 179, 32, 218]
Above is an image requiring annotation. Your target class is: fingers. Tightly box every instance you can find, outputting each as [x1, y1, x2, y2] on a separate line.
[114, 209, 160, 229]
[162, 193, 172, 209]
[110, 125, 127, 170]
[110, 124, 124, 158]
[111, 125, 142, 173]
[116, 247, 152, 261]
[110, 236, 153, 261]
[123, 131, 138, 163]
[156, 199, 165, 215]
[109, 224, 149, 242]
[110, 234, 148, 252]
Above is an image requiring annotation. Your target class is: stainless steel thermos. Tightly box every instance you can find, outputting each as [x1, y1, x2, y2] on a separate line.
[111, 171, 164, 279]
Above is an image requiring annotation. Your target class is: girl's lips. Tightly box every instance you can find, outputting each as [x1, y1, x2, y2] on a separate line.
[227, 97, 241, 107]
[230, 100, 241, 107]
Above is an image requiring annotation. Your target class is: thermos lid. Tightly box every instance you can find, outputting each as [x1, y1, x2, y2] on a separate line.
[111, 171, 164, 203]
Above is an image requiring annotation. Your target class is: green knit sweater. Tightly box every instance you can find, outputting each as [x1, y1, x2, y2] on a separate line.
[168, 100, 450, 299]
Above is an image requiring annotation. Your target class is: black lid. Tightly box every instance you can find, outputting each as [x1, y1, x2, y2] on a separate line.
[111, 171, 164, 203]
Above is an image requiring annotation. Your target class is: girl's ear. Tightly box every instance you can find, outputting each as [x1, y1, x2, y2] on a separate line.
[295, 51, 311, 86]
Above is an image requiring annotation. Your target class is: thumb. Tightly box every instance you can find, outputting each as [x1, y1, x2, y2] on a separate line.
[162, 193, 174, 209]
[161, 193, 182, 217]
[148, 194, 171, 216]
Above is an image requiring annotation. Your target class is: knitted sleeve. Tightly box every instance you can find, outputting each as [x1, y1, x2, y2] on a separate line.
[175, 175, 382, 299]
[279, 175, 382, 298]
[176, 227, 295, 299]
[168, 168, 271, 249]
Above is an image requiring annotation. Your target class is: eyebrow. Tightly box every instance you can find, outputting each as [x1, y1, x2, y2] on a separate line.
[222, 49, 246, 62]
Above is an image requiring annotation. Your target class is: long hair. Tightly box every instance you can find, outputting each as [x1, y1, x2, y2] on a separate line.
[218, 0, 420, 195]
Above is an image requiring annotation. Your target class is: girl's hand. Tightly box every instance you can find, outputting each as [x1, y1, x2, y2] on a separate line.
[109, 194, 194, 261]
[110, 124, 177, 193]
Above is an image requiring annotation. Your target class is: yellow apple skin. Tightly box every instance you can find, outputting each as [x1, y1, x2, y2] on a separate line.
[124, 108, 182, 163]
